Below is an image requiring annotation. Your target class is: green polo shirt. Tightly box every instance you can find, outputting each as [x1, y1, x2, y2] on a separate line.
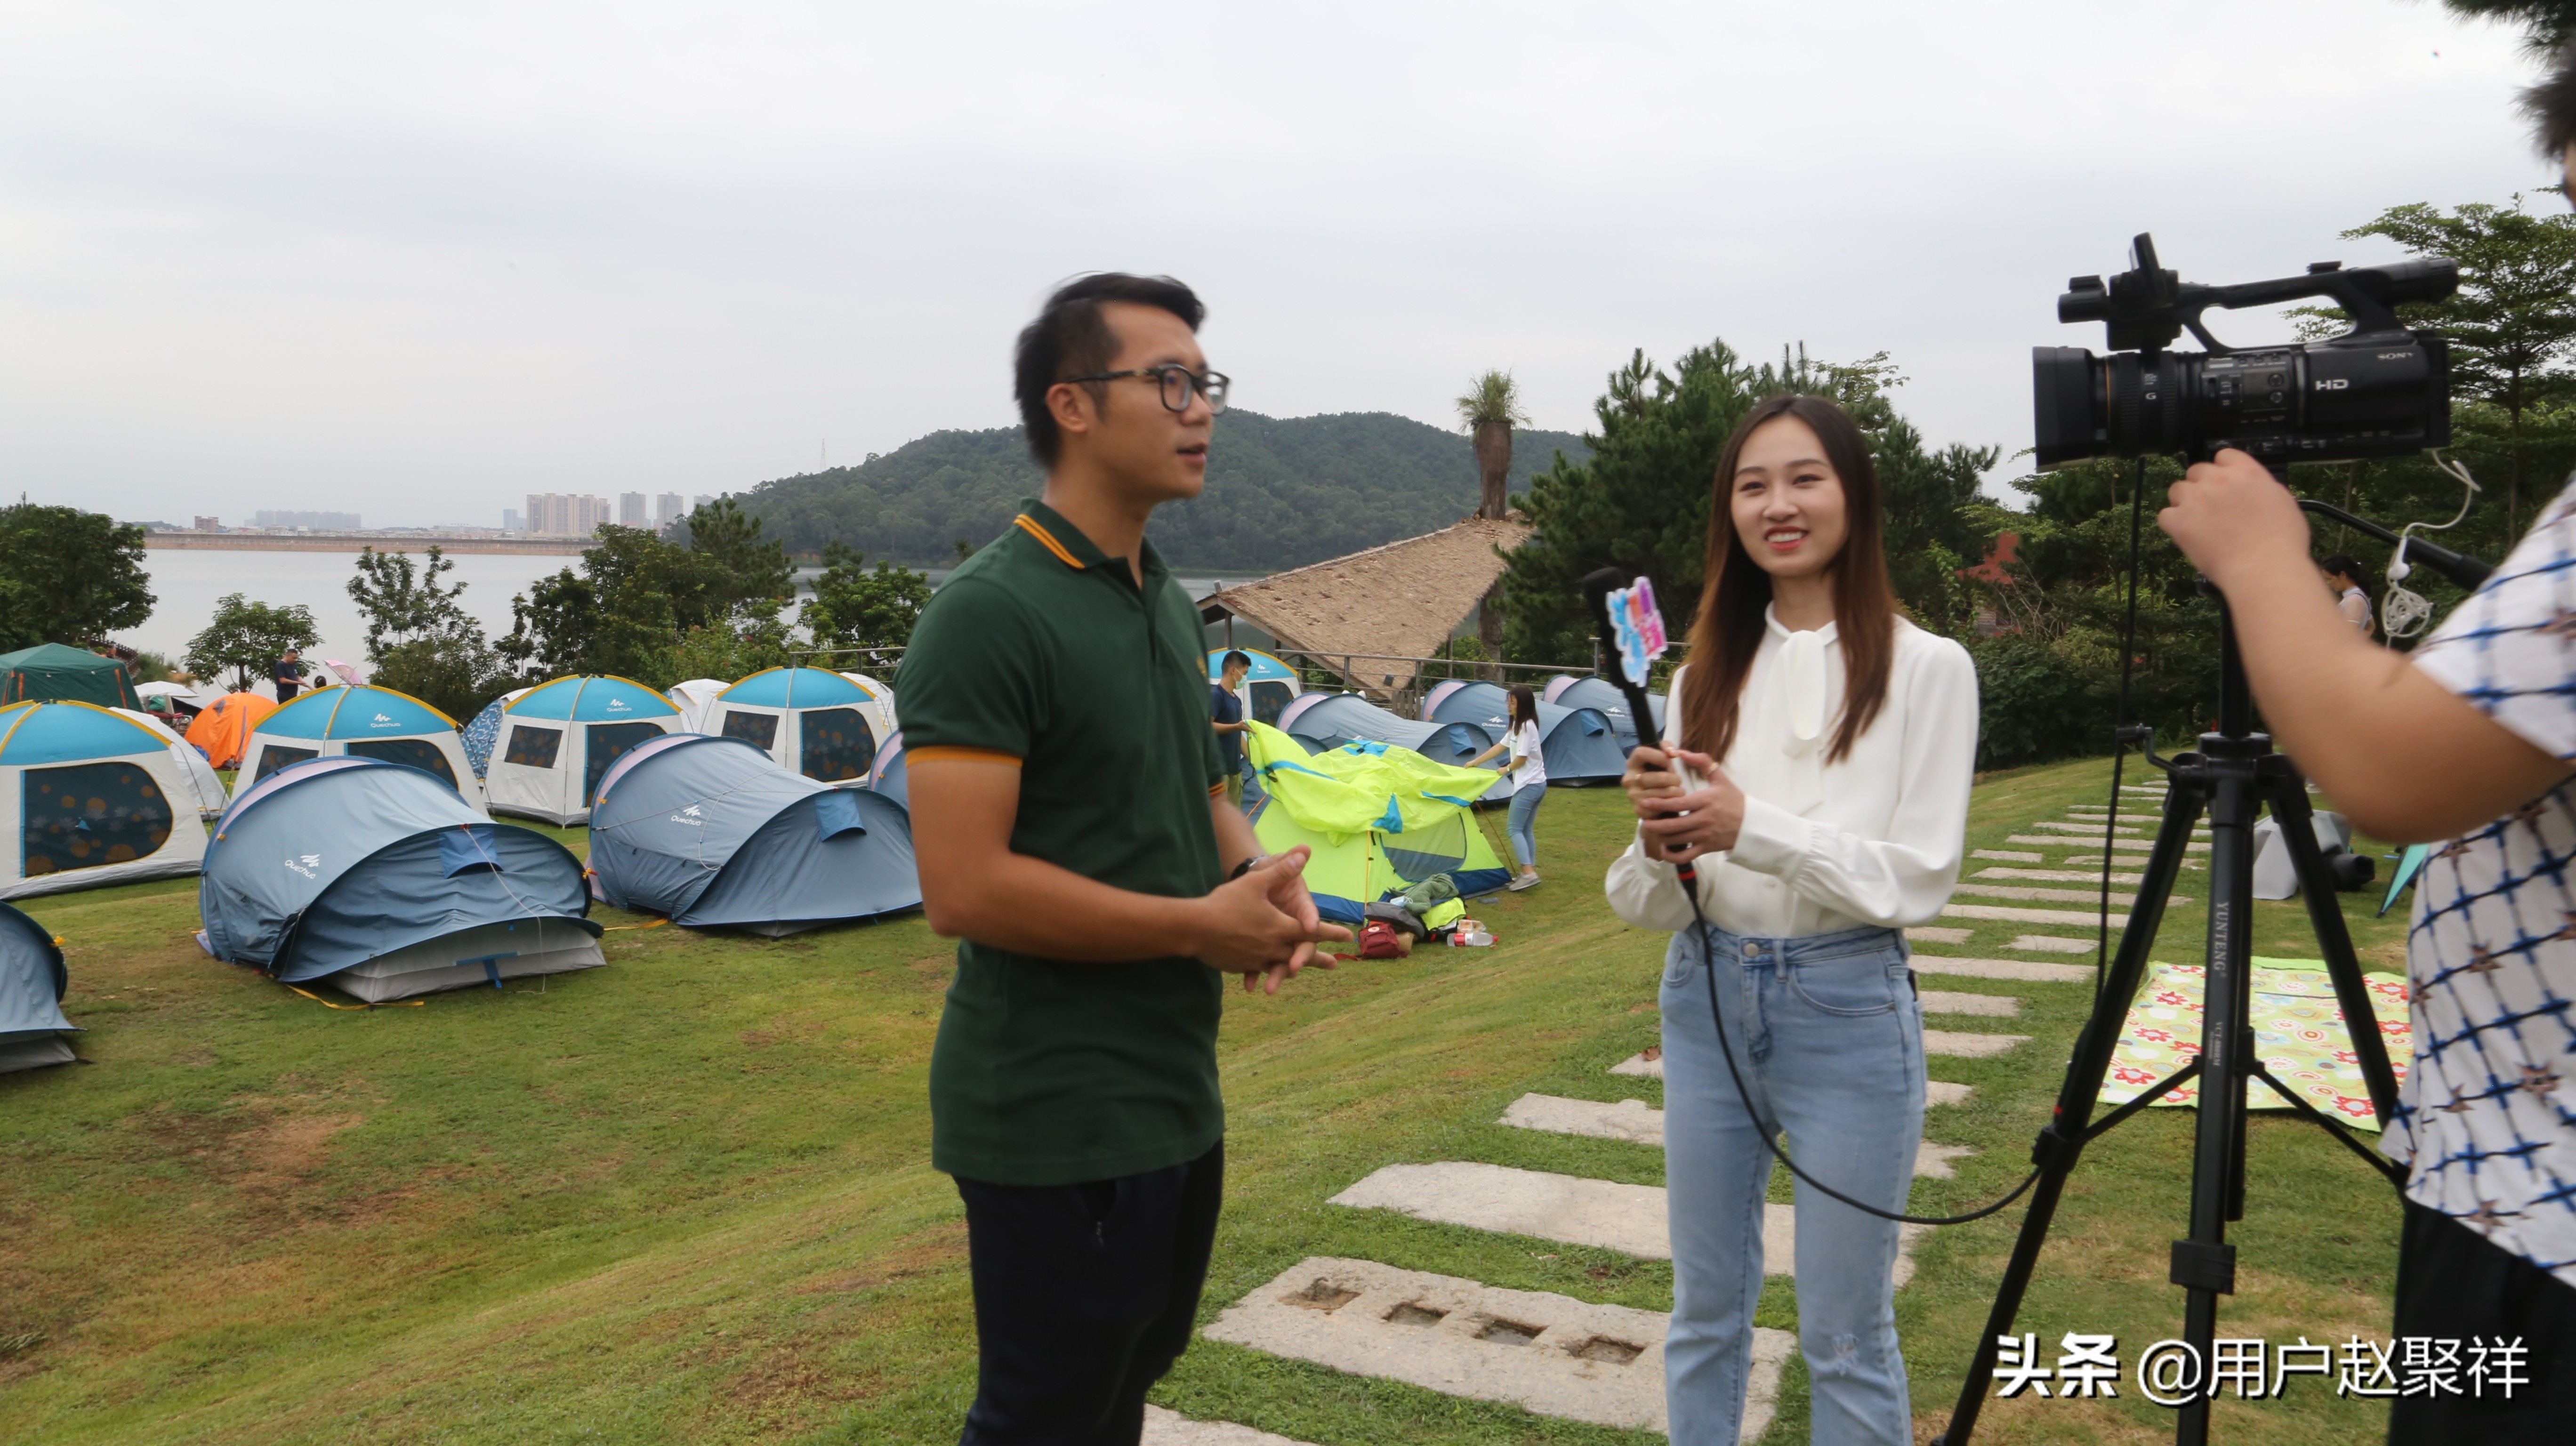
[898, 498, 1228, 1187]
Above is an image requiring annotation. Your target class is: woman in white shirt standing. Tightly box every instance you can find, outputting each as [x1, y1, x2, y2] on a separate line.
[1607, 394, 1978, 1443]
[1467, 684, 1548, 890]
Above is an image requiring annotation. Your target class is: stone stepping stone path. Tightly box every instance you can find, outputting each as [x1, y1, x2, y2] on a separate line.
[1953, 882, 2153, 906]
[1499, 1095, 1981, 1178]
[1204, 1256, 1787, 1436]
[1921, 1028, 2030, 1058]
[1943, 902, 2128, 927]
[1328, 1161, 1932, 1290]
[1973, 848, 2044, 862]
[2008, 834, 2210, 852]
[1143, 1406, 1314, 1446]
[1976, 866, 2144, 884]
[1905, 925, 1974, 945]
[1607, 1058, 1973, 1105]
[1328, 1161, 1784, 1269]
[1911, 954, 2092, 983]
[1918, 989, 2020, 1017]
[2006, 934, 2096, 954]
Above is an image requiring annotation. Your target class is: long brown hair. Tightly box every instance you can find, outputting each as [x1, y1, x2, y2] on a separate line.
[1679, 394, 1898, 765]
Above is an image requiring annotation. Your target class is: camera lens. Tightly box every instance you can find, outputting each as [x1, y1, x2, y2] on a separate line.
[2031, 346, 2101, 467]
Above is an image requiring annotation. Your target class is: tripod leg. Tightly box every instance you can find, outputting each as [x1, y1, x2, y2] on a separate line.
[2259, 765, 2405, 1131]
[2174, 750, 2262, 1446]
[1933, 775, 2209, 1446]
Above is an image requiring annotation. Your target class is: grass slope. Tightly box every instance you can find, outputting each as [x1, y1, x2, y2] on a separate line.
[1, 761, 2412, 1444]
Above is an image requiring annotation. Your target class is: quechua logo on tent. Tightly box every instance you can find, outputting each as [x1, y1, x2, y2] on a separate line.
[669, 804, 704, 827]
[284, 853, 321, 879]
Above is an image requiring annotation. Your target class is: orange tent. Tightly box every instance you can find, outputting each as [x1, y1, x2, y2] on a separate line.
[187, 691, 277, 770]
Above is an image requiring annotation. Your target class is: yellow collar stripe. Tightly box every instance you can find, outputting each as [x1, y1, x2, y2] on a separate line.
[1012, 514, 1082, 569]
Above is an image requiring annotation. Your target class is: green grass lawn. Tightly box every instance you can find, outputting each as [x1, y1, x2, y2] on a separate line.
[0, 760, 2416, 1445]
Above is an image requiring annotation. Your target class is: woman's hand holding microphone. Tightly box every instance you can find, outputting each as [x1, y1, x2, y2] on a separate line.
[1620, 745, 1745, 864]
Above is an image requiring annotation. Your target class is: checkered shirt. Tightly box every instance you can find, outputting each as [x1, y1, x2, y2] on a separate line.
[2387, 475, 2576, 1286]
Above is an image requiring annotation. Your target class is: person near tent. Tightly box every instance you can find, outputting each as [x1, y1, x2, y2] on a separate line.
[1463, 683, 1547, 890]
[273, 649, 305, 703]
[1608, 394, 1978, 1443]
[1210, 649, 1252, 810]
[2319, 553, 2375, 640]
[899, 273, 1347, 1446]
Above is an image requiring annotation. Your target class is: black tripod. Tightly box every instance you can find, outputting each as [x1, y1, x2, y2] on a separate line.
[1934, 499, 2491, 1446]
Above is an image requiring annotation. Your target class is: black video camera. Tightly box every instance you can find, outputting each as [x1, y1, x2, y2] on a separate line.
[2032, 233, 2458, 468]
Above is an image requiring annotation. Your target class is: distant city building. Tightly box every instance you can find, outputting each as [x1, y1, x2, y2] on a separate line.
[655, 492, 684, 531]
[692, 494, 714, 513]
[254, 509, 361, 530]
[503, 508, 523, 533]
[619, 492, 646, 527]
[522, 493, 613, 537]
[192, 515, 223, 531]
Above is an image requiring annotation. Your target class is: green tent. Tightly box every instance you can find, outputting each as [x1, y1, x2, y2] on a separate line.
[0, 644, 140, 709]
[1244, 722, 1511, 924]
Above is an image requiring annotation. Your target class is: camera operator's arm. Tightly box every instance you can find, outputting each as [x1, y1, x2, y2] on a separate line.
[2159, 449, 2572, 842]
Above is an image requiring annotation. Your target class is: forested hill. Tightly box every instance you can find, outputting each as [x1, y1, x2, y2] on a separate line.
[727, 410, 1592, 572]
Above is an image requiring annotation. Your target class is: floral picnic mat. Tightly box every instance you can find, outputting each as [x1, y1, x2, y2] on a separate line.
[2098, 957, 2411, 1132]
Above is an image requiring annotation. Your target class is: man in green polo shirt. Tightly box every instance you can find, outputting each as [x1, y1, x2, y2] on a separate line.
[899, 273, 1346, 1446]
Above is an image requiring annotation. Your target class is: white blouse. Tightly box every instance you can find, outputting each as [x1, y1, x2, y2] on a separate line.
[1604, 605, 1980, 938]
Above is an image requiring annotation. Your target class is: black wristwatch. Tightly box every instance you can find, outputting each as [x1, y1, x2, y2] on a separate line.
[1229, 853, 1272, 881]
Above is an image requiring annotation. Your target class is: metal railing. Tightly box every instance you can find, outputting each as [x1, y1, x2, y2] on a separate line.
[1267, 647, 1593, 714]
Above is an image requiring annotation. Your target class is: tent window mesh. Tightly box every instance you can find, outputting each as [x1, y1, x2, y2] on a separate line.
[20, 763, 173, 877]
[251, 746, 319, 785]
[348, 738, 460, 790]
[504, 725, 562, 770]
[799, 708, 875, 783]
[584, 723, 666, 805]
[1382, 815, 1470, 884]
[720, 711, 779, 751]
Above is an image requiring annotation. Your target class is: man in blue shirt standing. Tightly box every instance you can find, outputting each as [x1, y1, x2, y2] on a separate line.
[273, 649, 305, 703]
[1211, 649, 1251, 810]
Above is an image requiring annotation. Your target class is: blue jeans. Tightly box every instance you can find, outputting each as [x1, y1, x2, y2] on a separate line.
[1659, 922, 1924, 1445]
[1505, 784, 1544, 868]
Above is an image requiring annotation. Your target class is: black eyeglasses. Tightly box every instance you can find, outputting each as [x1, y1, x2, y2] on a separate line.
[1065, 364, 1230, 414]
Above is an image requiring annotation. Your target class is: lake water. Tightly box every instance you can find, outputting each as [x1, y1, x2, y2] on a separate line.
[129, 549, 1255, 671]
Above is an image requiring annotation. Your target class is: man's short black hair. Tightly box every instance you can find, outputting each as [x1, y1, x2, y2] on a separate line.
[1013, 273, 1204, 468]
[2526, 40, 2576, 155]
[1222, 650, 1251, 671]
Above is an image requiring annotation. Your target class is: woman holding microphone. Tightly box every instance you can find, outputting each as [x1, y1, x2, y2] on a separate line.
[1606, 394, 1978, 1443]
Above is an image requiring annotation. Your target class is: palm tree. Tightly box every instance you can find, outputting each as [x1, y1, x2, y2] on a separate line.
[1456, 370, 1531, 521]
[1457, 370, 1530, 669]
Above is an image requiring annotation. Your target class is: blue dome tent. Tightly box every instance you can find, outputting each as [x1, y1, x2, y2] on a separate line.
[237, 684, 484, 811]
[0, 701, 209, 900]
[484, 676, 682, 826]
[1276, 692, 1512, 802]
[1422, 680, 1626, 785]
[587, 733, 920, 935]
[1542, 674, 1667, 752]
[201, 757, 603, 1002]
[704, 668, 881, 785]
[0, 900, 77, 1072]
[866, 731, 909, 810]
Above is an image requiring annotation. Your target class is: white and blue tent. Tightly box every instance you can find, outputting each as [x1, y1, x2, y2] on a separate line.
[1543, 674, 1667, 752]
[201, 756, 604, 1002]
[109, 707, 230, 819]
[1, 701, 209, 900]
[485, 675, 683, 826]
[236, 684, 484, 810]
[587, 733, 920, 935]
[1422, 680, 1627, 785]
[833, 672, 901, 741]
[0, 900, 77, 1072]
[704, 668, 883, 785]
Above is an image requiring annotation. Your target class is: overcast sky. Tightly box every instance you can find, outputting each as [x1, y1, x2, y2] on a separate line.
[1, 1, 2563, 529]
